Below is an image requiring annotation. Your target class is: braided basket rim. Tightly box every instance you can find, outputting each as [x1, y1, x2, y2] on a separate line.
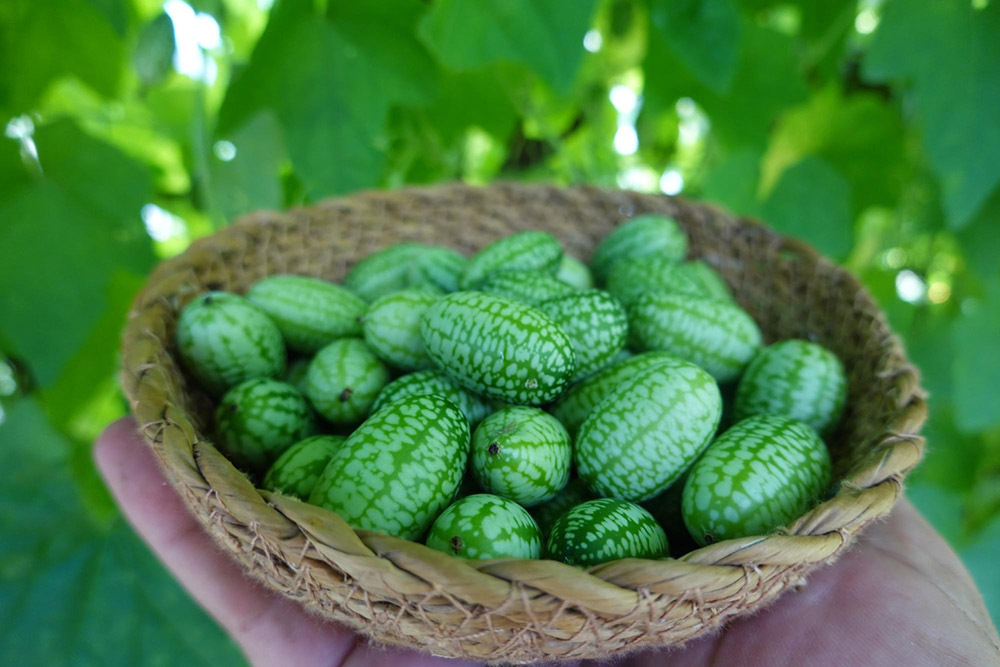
[119, 183, 927, 663]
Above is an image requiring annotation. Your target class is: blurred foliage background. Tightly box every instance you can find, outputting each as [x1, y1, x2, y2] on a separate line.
[1, 0, 998, 663]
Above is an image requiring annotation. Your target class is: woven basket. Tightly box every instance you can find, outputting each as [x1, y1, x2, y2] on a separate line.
[120, 183, 926, 663]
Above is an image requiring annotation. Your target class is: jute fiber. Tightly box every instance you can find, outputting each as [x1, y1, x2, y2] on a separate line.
[119, 183, 926, 663]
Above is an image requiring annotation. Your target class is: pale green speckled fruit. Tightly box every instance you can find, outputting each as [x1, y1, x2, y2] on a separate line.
[361, 288, 439, 371]
[305, 338, 389, 425]
[309, 394, 470, 540]
[470, 406, 571, 507]
[262, 434, 344, 500]
[590, 214, 687, 284]
[575, 358, 722, 502]
[556, 254, 593, 290]
[176, 291, 286, 395]
[459, 231, 563, 289]
[682, 415, 831, 546]
[370, 369, 494, 426]
[477, 269, 574, 305]
[246, 274, 366, 353]
[421, 291, 576, 405]
[425, 494, 541, 560]
[214, 378, 315, 475]
[537, 289, 628, 381]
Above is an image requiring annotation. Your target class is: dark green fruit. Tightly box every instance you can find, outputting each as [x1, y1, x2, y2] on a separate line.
[590, 214, 687, 284]
[546, 498, 668, 566]
[305, 338, 389, 425]
[425, 494, 541, 560]
[262, 435, 344, 500]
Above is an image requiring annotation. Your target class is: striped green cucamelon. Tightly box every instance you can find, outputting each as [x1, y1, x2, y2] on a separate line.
[678, 260, 732, 301]
[459, 231, 563, 289]
[477, 270, 574, 305]
[629, 293, 762, 384]
[425, 494, 541, 559]
[546, 498, 668, 566]
[176, 291, 285, 395]
[371, 369, 494, 426]
[556, 253, 593, 290]
[343, 243, 427, 302]
[682, 415, 832, 546]
[734, 339, 847, 436]
[421, 291, 576, 405]
[530, 477, 594, 538]
[246, 275, 366, 353]
[408, 245, 467, 293]
[361, 288, 439, 370]
[549, 351, 680, 438]
[214, 378, 315, 474]
[590, 214, 688, 284]
[605, 256, 706, 308]
[470, 406, 571, 507]
[309, 394, 470, 540]
[305, 338, 389, 425]
[537, 290, 628, 381]
[576, 358, 722, 502]
[262, 434, 344, 500]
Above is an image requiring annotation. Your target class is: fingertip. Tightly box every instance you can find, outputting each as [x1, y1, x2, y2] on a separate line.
[93, 416, 141, 473]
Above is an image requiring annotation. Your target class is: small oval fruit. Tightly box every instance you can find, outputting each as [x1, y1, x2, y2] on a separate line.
[549, 351, 679, 438]
[371, 369, 494, 426]
[361, 288, 439, 370]
[176, 291, 285, 395]
[344, 243, 427, 302]
[477, 270, 574, 305]
[471, 406, 571, 507]
[262, 434, 345, 500]
[530, 478, 594, 538]
[605, 255, 705, 308]
[459, 231, 563, 289]
[576, 358, 722, 502]
[629, 292, 762, 384]
[537, 290, 627, 381]
[214, 378, 314, 474]
[682, 415, 832, 546]
[425, 494, 541, 559]
[282, 356, 311, 394]
[556, 253, 593, 290]
[305, 338, 389, 425]
[678, 260, 732, 301]
[408, 245, 467, 293]
[309, 394, 470, 540]
[421, 291, 576, 405]
[546, 498, 668, 566]
[734, 339, 847, 435]
[246, 275, 366, 353]
[590, 214, 687, 284]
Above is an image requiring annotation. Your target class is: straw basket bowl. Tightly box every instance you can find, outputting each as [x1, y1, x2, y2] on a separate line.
[120, 183, 926, 663]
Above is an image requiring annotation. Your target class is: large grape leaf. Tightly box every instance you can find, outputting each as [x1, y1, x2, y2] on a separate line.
[760, 87, 907, 214]
[699, 149, 763, 218]
[761, 156, 853, 259]
[644, 22, 808, 149]
[863, 0, 1000, 228]
[0, 120, 154, 389]
[0, 0, 126, 113]
[211, 111, 286, 222]
[0, 399, 243, 666]
[648, 0, 741, 93]
[218, 0, 438, 199]
[418, 0, 598, 94]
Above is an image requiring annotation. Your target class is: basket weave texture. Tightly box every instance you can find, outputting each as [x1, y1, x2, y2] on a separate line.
[120, 183, 927, 663]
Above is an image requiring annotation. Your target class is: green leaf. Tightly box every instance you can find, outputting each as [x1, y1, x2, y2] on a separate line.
[133, 13, 176, 89]
[424, 68, 519, 146]
[219, 0, 438, 199]
[863, 0, 1000, 228]
[0, 120, 154, 388]
[0, 0, 126, 113]
[761, 87, 907, 214]
[699, 148, 763, 217]
[648, 0, 741, 93]
[0, 399, 243, 666]
[957, 185, 1000, 280]
[211, 111, 286, 222]
[418, 0, 598, 93]
[951, 284, 1000, 432]
[761, 156, 853, 259]
[644, 22, 808, 149]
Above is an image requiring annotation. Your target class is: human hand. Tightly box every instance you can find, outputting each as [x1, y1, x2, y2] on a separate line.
[95, 418, 999, 666]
